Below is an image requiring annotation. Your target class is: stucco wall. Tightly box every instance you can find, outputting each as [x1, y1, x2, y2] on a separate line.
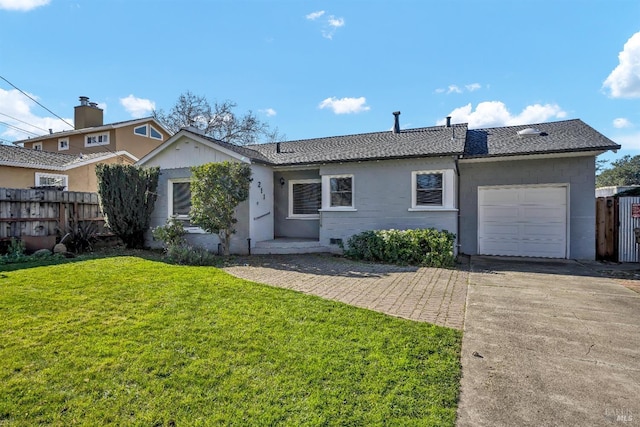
[249, 164, 274, 244]
[318, 158, 458, 249]
[458, 155, 596, 259]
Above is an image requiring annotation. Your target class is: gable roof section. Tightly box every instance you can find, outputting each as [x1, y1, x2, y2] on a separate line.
[136, 128, 271, 166]
[12, 117, 171, 145]
[464, 119, 620, 158]
[0, 144, 136, 171]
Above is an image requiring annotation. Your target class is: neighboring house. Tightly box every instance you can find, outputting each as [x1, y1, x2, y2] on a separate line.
[0, 144, 136, 192]
[15, 96, 171, 160]
[137, 116, 620, 259]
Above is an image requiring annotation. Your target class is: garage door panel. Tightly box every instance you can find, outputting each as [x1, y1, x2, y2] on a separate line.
[479, 186, 567, 258]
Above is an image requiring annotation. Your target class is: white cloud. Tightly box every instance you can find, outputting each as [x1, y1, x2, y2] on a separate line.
[327, 16, 345, 28]
[318, 97, 370, 114]
[119, 95, 155, 118]
[0, 0, 49, 11]
[613, 118, 633, 128]
[0, 88, 73, 142]
[436, 83, 482, 94]
[440, 101, 567, 129]
[260, 108, 277, 117]
[603, 32, 640, 98]
[307, 10, 345, 39]
[306, 10, 325, 20]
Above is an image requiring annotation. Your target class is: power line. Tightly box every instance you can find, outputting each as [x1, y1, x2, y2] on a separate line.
[0, 111, 51, 133]
[0, 120, 40, 137]
[0, 75, 75, 130]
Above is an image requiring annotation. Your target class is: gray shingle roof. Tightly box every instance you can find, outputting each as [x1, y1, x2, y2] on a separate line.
[180, 119, 620, 167]
[0, 144, 112, 169]
[464, 119, 620, 158]
[246, 124, 469, 165]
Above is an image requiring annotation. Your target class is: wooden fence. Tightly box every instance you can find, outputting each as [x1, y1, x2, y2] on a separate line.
[0, 187, 107, 251]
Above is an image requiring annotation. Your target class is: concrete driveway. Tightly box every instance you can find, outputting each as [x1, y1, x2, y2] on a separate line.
[457, 257, 640, 427]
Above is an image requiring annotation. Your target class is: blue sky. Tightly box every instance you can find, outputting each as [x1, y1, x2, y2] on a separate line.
[1, 0, 639, 165]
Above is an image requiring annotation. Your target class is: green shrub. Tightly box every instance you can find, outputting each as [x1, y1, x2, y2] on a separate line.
[152, 217, 187, 249]
[166, 244, 218, 266]
[0, 238, 27, 263]
[344, 228, 456, 268]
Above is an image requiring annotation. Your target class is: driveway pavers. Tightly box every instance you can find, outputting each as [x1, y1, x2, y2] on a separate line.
[222, 254, 468, 330]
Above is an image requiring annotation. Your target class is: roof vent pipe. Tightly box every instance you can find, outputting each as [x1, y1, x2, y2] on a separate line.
[446, 116, 452, 128]
[392, 111, 401, 134]
[79, 96, 89, 106]
[276, 142, 281, 153]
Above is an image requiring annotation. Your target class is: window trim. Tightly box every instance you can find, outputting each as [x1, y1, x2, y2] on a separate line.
[134, 125, 148, 137]
[288, 179, 321, 219]
[167, 178, 205, 233]
[321, 174, 356, 211]
[409, 169, 456, 211]
[58, 138, 69, 151]
[32, 142, 43, 151]
[35, 172, 68, 190]
[85, 132, 109, 147]
[149, 125, 163, 140]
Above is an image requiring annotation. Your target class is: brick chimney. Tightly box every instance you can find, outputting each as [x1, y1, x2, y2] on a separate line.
[74, 96, 104, 129]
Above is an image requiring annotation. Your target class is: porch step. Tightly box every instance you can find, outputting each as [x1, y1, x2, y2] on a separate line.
[252, 239, 335, 255]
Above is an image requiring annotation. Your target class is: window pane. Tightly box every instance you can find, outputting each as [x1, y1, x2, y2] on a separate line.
[150, 126, 162, 139]
[416, 173, 442, 190]
[416, 173, 443, 206]
[329, 177, 352, 207]
[134, 125, 148, 136]
[173, 182, 191, 216]
[293, 183, 321, 215]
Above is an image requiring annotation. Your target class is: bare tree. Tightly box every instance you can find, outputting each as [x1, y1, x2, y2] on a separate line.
[153, 91, 284, 145]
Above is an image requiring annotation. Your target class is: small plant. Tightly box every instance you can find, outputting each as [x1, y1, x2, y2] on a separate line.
[344, 228, 456, 268]
[152, 217, 187, 249]
[60, 219, 98, 253]
[0, 238, 27, 263]
[166, 244, 218, 266]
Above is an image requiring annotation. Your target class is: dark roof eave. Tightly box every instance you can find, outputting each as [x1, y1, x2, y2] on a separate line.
[461, 145, 621, 160]
[266, 151, 464, 167]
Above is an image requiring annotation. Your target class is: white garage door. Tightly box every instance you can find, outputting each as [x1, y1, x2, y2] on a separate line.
[478, 185, 567, 258]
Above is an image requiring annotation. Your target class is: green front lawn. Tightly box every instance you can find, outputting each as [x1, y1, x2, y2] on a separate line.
[0, 257, 462, 426]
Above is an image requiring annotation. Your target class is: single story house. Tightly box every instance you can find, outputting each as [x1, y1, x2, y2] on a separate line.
[137, 115, 620, 259]
[0, 144, 136, 192]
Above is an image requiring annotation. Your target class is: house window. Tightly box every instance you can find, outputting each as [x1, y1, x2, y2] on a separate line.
[35, 172, 68, 190]
[85, 132, 109, 147]
[410, 170, 455, 210]
[321, 175, 355, 210]
[167, 179, 203, 232]
[415, 173, 443, 206]
[134, 125, 148, 137]
[288, 179, 321, 219]
[58, 138, 69, 151]
[33, 142, 43, 151]
[150, 125, 163, 140]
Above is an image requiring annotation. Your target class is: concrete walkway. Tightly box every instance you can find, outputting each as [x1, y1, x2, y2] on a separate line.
[457, 257, 640, 427]
[223, 254, 468, 330]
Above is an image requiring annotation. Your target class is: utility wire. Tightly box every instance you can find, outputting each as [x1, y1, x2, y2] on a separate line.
[0, 111, 51, 133]
[0, 75, 75, 130]
[0, 120, 40, 137]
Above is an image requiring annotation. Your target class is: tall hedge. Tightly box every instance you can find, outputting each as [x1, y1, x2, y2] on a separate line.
[96, 164, 160, 249]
